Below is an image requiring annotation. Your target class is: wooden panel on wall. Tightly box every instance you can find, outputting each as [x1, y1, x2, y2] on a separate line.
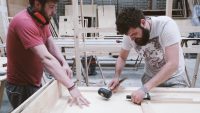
[65, 5, 96, 17]
[59, 16, 82, 37]
[7, 0, 29, 17]
[97, 5, 117, 36]
[0, 0, 29, 42]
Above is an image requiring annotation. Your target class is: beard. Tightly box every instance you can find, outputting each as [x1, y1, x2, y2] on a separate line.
[134, 26, 150, 46]
[40, 8, 51, 25]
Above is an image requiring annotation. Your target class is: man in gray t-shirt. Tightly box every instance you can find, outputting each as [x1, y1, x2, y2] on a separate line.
[108, 8, 188, 104]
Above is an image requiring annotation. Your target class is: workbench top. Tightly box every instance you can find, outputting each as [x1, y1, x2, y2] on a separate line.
[12, 80, 200, 113]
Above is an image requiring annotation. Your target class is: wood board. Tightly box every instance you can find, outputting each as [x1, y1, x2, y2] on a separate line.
[12, 80, 200, 113]
[53, 38, 137, 58]
[97, 5, 117, 36]
[7, 0, 28, 17]
[65, 5, 96, 17]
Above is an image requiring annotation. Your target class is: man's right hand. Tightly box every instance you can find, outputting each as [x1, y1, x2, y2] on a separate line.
[68, 87, 90, 108]
[108, 77, 120, 91]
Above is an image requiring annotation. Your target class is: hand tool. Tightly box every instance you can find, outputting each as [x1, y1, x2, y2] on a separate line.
[98, 77, 127, 99]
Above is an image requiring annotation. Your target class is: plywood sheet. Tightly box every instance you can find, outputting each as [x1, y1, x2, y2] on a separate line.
[53, 38, 137, 57]
[98, 5, 117, 36]
[7, 0, 29, 17]
[12, 81, 200, 113]
[61, 5, 96, 37]
[59, 16, 82, 37]
[142, 101, 200, 113]
[51, 91, 142, 113]
[65, 5, 96, 17]
[53, 86, 200, 113]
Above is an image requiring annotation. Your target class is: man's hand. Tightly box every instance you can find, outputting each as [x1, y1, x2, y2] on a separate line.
[108, 77, 120, 92]
[130, 88, 146, 105]
[68, 87, 90, 108]
[62, 64, 73, 79]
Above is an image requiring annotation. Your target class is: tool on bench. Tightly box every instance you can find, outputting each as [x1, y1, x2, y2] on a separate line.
[126, 93, 151, 100]
[98, 77, 127, 99]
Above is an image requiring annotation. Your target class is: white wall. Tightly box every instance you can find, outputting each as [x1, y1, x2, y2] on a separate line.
[0, 0, 9, 42]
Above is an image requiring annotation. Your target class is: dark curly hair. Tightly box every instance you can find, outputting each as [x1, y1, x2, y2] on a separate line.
[116, 7, 145, 35]
[29, 0, 58, 6]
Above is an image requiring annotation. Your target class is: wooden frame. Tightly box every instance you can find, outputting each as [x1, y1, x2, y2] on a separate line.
[0, 57, 7, 111]
[12, 80, 200, 113]
[53, 38, 138, 85]
[0, 75, 6, 111]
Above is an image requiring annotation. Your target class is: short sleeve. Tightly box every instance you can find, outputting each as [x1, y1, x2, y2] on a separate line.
[122, 36, 133, 50]
[160, 19, 181, 47]
[15, 20, 44, 49]
[45, 25, 51, 38]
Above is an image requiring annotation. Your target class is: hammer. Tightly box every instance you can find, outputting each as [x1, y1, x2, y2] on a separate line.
[98, 77, 127, 99]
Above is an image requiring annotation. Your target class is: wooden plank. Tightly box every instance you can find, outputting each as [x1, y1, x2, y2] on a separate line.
[0, 77, 5, 111]
[141, 102, 156, 113]
[11, 80, 55, 113]
[72, 0, 82, 85]
[142, 101, 200, 113]
[53, 38, 137, 57]
[0, 56, 7, 110]
[97, 5, 117, 36]
[65, 5, 96, 17]
[13, 81, 200, 113]
[7, 0, 29, 17]
[21, 81, 60, 113]
[50, 96, 69, 113]
[166, 0, 173, 17]
[53, 85, 143, 113]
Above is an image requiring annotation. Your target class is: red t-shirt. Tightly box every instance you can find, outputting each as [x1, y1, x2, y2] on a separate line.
[6, 9, 51, 87]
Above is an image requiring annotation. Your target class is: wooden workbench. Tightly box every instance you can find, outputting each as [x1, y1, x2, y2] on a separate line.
[53, 38, 138, 57]
[0, 74, 6, 111]
[0, 57, 7, 110]
[12, 80, 200, 113]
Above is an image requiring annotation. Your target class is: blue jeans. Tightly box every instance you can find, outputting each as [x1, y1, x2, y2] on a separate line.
[5, 81, 41, 109]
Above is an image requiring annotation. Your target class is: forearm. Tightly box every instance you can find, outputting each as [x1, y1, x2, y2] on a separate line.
[42, 56, 73, 88]
[47, 37, 67, 66]
[49, 45, 67, 64]
[144, 61, 178, 91]
[115, 57, 126, 78]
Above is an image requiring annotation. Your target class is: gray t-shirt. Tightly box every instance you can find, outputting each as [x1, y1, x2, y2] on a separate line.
[122, 16, 185, 78]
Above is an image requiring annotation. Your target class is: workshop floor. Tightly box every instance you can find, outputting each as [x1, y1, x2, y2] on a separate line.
[1, 58, 200, 113]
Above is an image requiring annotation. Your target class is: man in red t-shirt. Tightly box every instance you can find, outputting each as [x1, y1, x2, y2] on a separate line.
[6, 0, 89, 109]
